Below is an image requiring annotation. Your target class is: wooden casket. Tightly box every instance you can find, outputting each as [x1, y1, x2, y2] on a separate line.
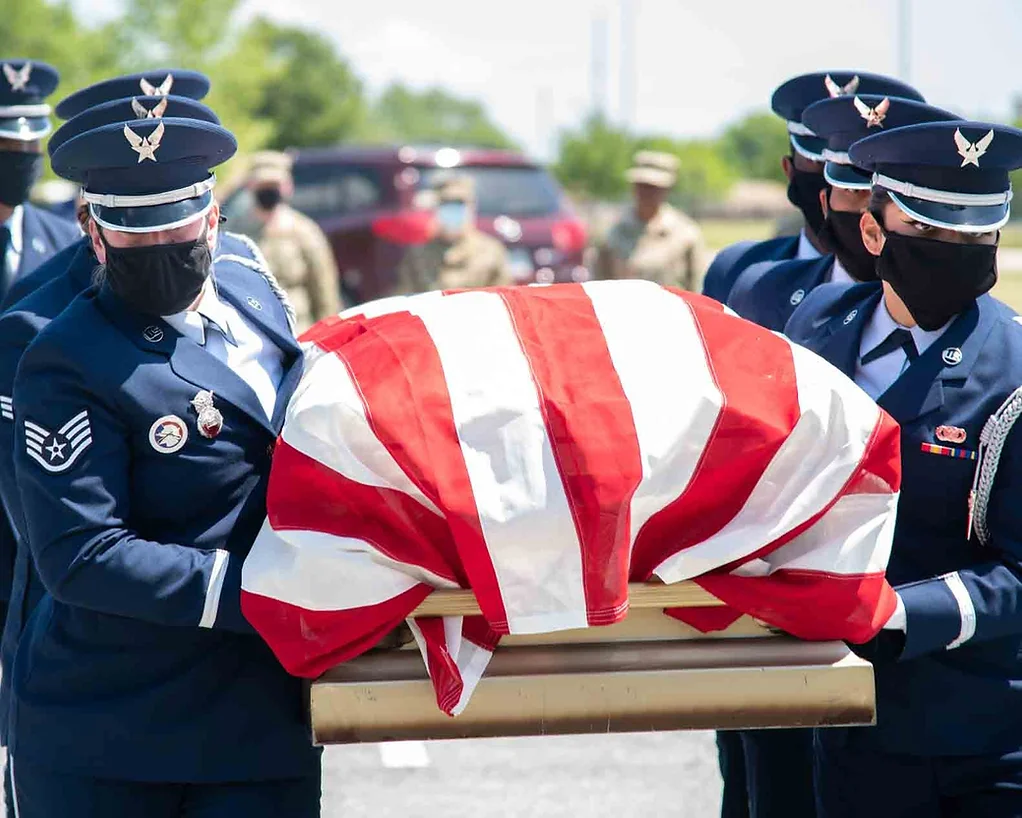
[309, 583, 875, 745]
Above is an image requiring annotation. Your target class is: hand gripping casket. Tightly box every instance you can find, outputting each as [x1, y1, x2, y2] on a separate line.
[241, 281, 901, 743]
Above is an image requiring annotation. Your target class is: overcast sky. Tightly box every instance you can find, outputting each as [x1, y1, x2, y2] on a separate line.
[76, 0, 1022, 159]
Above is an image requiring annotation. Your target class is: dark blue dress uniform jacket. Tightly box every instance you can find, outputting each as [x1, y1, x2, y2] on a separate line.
[6, 254, 321, 782]
[9, 203, 79, 294]
[727, 254, 833, 331]
[787, 282, 1022, 756]
[700, 234, 799, 303]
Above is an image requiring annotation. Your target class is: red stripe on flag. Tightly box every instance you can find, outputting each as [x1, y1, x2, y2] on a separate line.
[337, 311, 511, 631]
[241, 584, 431, 678]
[630, 299, 801, 579]
[501, 286, 643, 625]
[268, 439, 462, 586]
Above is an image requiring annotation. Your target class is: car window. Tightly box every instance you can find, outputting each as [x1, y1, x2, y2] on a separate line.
[290, 164, 384, 220]
[419, 166, 561, 218]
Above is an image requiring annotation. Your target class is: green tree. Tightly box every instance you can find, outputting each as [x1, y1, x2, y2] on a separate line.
[250, 19, 369, 150]
[719, 111, 789, 183]
[368, 83, 514, 149]
[552, 114, 634, 200]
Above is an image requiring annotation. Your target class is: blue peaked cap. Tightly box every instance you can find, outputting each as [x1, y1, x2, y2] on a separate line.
[771, 71, 924, 162]
[802, 95, 961, 190]
[55, 69, 210, 120]
[51, 117, 236, 233]
[49, 95, 220, 159]
[849, 121, 1022, 232]
[0, 59, 60, 141]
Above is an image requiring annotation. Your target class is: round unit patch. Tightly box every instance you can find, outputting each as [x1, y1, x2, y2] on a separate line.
[149, 415, 188, 454]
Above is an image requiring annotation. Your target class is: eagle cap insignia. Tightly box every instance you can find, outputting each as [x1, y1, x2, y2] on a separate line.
[854, 96, 890, 128]
[954, 128, 995, 168]
[824, 73, 860, 98]
[2, 62, 31, 92]
[139, 74, 173, 96]
[123, 121, 164, 163]
[131, 96, 168, 119]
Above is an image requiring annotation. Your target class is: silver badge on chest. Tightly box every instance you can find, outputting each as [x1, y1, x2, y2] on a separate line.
[190, 390, 224, 439]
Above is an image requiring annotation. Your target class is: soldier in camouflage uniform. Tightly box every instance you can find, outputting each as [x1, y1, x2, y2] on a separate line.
[243, 151, 342, 333]
[598, 151, 707, 291]
[395, 174, 510, 294]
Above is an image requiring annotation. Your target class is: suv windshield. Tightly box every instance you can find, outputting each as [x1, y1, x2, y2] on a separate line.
[419, 166, 561, 218]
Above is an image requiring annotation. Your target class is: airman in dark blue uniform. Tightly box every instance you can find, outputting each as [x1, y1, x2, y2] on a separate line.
[0, 59, 79, 306]
[6, 110, 320, 815]
[729, 96, 959, 331]
[786, 120, 1022, 818]
[702, 72, 922, 307]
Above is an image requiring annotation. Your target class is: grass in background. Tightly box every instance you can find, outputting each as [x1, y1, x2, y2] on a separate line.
[994, 273, 1022, 312]
[697, 219, 776, 251]
[1001, 224, 1022, 249]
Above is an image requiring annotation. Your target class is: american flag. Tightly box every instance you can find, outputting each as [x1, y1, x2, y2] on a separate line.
[241, 281, 900, 716]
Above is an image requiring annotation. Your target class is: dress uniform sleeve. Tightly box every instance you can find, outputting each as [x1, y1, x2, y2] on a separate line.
[12, 345, 253, 634]
[297, 217, 343, 322]
[896, 419, 1022, 661]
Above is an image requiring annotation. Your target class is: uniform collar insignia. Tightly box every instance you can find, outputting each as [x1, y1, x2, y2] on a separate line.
[2, 62, 31, 92]
[123, 121, 164, 163]
[139, 74, 174, 96]
[825, 74, 860, 98]
[131, 96, 168, 119]
[854, 95, 890, 128]
[954, 128, 995, 168]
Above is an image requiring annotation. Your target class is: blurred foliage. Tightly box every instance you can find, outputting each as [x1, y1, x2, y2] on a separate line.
[720, 112, 790, 183]
[553, 115, 738, 207]
[366, 84, 515, 149]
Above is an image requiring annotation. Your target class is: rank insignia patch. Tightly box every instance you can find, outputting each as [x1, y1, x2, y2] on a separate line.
[936, 425, 967, 444]
[25, 410, 92, 473]
[0, 396, 13, 422]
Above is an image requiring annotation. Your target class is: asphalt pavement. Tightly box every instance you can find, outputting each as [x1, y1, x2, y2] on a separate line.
[0, 732, 723, 816]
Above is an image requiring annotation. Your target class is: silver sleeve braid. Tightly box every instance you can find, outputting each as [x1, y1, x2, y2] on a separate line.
[969, 385, 1022, 546]
[214, 232, 297, 335]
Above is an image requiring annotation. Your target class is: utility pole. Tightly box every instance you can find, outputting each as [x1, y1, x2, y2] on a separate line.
[590, 12, 610, 119]
[619, 0, 637, 129]
[897, 0, 911, 81]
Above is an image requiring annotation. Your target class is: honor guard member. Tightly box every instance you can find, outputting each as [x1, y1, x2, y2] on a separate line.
[6, 115, 321, 815]
[785, 121, 1022, 818]
[395, 172, 511, 294]
[0, 60, 78, 301]
[1, 68, 212, 308]
[728, 97, 960, 331]
[597, 150, 706, 290]
[702, 71, 923, 304]
[241, 151, 342, 333]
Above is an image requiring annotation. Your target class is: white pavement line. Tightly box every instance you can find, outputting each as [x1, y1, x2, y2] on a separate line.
[378, 740, 431, 769]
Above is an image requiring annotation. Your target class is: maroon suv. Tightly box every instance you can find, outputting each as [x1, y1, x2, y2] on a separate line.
[222, 145, 589, 304]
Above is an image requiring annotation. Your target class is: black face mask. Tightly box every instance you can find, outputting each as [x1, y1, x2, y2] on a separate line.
[0, 152, 43, 208]
[103, 226, 213, 316]
[876, 230, 998, 331]
[254, 187, 283, 211]
[786, 167, 829, 238]
[817, 206, 878, 282]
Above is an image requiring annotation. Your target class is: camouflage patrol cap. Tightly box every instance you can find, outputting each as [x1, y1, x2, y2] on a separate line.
[248, 150, 294, 185]
[625, 150, 679, 188]
[432, 173, 475, 203]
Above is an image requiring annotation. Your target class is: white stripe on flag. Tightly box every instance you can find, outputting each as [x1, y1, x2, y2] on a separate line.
[655, 338, 881, 582]
[583, 280, 722, 556]
[417, 291, 588, 633]
[281, 351, 442, 517]
[241, 519, 458, 611]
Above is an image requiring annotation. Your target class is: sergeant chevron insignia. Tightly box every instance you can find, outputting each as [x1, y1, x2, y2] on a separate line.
[0, 396, 13, 422]
[24, 410, 92, 473]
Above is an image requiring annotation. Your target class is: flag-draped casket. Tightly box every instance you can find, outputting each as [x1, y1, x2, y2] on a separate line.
[241, 281, 901, 716]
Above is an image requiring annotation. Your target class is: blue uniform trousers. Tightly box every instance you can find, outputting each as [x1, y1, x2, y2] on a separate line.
[815, 729, 1022, 818]
[10, 757, 321, 818]
[717, 731, 750, 818]
[741, 728, 815, 818]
